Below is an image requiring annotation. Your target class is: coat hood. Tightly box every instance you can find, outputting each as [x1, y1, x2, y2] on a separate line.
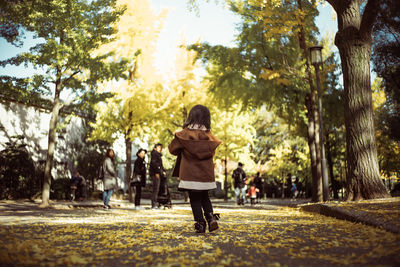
[175, 128, 221, 160]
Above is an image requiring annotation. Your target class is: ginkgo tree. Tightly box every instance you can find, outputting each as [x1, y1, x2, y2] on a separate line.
[90, 0, 168, 201]
[189, 0, 331, 201]
[135, 43, 260, 200]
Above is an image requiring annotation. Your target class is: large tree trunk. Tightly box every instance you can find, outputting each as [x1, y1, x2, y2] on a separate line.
[331, 0, 389, 200]
[40, 81, 61, 207]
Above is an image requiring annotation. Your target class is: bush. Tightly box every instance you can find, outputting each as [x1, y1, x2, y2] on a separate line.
[50, 178, 71, 200]
[0, 136, 38, 199]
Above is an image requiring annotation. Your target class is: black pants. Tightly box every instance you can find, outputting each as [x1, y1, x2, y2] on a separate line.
[188, 190, 213, 223]
[134, 184, 142, 206]
[151, 175, 160, 207]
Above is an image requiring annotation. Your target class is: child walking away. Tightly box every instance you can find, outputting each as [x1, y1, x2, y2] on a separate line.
[168, 105, 222, 234]
[248, 181, 259, 206]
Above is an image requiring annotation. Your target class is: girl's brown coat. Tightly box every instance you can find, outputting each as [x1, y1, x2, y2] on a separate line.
[168, 128, 221, 190]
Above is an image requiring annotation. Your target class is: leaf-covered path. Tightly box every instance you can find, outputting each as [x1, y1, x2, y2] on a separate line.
[0, 204, 399, 266]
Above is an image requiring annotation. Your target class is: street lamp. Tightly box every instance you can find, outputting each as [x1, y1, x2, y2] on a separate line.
[309, 45, 330, 201]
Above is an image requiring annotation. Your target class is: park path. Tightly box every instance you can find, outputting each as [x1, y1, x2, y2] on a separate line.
[0, 203, 399, 266]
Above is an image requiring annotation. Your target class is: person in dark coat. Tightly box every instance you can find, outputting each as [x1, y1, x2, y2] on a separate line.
[169, 104, 222, 233]
[133, 148, 147, 209]
[254, 172, 263, 203]
[103, 149, 117, 209]
[149, 143, 166, 209]
[70, 171, 84, 201]
[233, 162, 247, 205]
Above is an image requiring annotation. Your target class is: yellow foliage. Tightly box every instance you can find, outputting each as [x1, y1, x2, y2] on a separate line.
[1, 204, 399, 266]
[259, 69, 281, 80]
[371, 78, 386, 111]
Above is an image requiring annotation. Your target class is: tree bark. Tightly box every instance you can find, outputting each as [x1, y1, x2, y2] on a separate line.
[326, 133, 339, 199]
[125, 134, 134, 203]
[224, 156, 228, 202]
[306, 94, 323, 202]
[40, 79, 61, 207]
[297, 0, 323, 202]
[330, 0, 389, 200]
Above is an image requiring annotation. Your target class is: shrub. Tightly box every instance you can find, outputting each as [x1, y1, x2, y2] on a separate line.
[0, 135, 37, 199]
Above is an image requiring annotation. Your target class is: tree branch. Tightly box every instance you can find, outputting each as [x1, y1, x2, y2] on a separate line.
[326, 0, 340, 12]
[62, 70, 81, 86]
[359, 0, 381, 41]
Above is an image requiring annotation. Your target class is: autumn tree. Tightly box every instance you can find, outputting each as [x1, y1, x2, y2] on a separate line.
[145, 44, 258, 198]
[90, 0, 167, 202]
[190, 0, 335, 201]
[0, 0, 127, 207]
[326, 0, 389, 200]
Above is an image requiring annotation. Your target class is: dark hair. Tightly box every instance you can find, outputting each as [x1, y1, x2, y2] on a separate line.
[238, 162, 243, 167]
[154, 143, 163, 149]
[183, 104, 211, 130]
[136, 148, 147, 156]
[106, 148, 115, 161]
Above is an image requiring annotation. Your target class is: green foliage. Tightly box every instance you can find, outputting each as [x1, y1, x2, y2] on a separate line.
[0, 0, 128, 106]
[0, 135, 37, 199]
[372, 0, 400, 141]
[50, 178, 70, 200]
[372, 79, 400, 179]
[188, 0, 340, 187]
[0, 0, 31, 46]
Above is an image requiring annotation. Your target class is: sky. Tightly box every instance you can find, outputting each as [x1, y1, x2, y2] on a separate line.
[149, 0, 337, 80]
[0, 1, 338, 80]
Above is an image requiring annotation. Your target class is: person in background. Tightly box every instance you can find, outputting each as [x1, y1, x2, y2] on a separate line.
[254, 172, 263, 203]
[133, 148, 147, 210]
[168, 104, 222, 233]
[103, 149, 117, 210]
[233, 162, 247, 205]
[149, 143, 166, 209]
[70, 171, 86, 201]
[291, 175, 298, 199]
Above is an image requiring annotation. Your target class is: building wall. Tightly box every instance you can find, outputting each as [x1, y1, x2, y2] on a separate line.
[0, 101, 85, 179]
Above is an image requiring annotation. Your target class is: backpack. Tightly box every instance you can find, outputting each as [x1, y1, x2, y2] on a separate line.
[233, 168, 244, 188]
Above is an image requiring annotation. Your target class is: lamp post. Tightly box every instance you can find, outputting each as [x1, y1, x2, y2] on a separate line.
[309, 45, 330, 201]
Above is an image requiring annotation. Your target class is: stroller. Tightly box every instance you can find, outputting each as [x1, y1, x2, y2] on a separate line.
[157, 175, 172, 209]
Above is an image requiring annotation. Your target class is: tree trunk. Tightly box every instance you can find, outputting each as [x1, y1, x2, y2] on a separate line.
[40, 81, 61, 207]
[224, 156, 228, 202]
[326, 134, 339, 199]
[125, 135, 134, 203]
[332, 0, 389, 200]
[296, 0, 323, 201]
[306, 95, 322, 202]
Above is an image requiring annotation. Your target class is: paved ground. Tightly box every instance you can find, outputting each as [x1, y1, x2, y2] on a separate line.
[0, 198, 399, 266]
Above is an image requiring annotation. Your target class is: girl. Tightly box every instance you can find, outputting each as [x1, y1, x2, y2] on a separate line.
[168, 105, 221, 233]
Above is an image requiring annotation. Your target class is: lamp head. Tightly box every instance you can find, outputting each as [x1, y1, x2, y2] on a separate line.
[309, 45, 323, 65]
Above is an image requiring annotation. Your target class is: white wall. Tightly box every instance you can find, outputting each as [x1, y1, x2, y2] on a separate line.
[0, 101, 85, 179]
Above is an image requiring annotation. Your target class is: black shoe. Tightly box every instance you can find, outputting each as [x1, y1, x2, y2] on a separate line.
[194, 221, 206, 234]
[205, 213, 220, 232]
